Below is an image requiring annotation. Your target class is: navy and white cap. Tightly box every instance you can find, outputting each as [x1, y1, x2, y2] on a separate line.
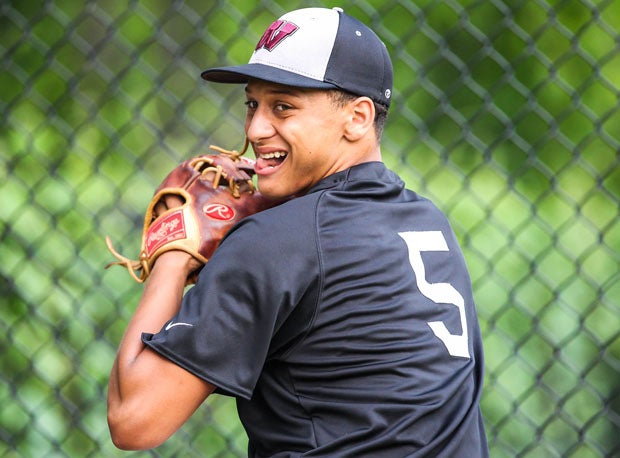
[201, 7, 393, 108]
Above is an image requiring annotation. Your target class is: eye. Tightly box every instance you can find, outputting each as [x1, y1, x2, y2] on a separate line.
[274, 103, 292, 112]
[244, 100, 258, 110]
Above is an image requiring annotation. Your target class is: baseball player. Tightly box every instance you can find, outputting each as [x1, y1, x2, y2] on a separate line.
[107, 7, 489, 457]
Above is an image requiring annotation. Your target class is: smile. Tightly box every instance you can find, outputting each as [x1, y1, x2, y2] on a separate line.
[259, 151, 288, 160]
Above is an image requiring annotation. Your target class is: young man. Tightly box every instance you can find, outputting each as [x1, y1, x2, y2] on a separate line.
[107, 7, 489, 457]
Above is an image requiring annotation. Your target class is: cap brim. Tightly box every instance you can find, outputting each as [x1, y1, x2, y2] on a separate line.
[201, 63, 338, 90]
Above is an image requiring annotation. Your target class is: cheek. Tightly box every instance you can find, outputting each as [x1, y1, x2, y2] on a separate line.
[291, 117, 340, 151]
[243, 117, 252, 134]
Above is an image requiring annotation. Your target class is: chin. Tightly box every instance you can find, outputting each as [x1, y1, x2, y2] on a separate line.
[257, 182, 284, 200]
[258, 186, 298, 203]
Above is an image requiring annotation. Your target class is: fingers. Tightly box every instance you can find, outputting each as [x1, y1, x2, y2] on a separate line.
[154, 194, 185, 217]
[165, 194, 185, 209]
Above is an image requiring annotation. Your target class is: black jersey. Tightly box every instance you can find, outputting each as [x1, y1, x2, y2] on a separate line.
[143, 162, 489, 457]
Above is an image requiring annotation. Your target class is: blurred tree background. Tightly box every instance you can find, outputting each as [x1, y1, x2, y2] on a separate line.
[1, 0, 618, 456]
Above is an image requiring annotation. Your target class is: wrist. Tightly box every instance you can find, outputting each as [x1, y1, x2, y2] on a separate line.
[153, 250, 201, 278]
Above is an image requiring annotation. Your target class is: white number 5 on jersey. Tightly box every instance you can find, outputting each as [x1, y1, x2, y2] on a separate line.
[398, 231, 470, 359]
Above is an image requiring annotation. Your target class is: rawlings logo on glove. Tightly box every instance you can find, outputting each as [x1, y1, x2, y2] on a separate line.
[105, 142, 281, 284]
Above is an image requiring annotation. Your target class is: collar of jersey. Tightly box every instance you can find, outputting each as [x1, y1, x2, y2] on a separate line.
[308, 161, 399, 193]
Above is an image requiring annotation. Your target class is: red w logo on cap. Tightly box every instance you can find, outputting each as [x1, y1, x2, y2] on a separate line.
[255, 20, 299, 51]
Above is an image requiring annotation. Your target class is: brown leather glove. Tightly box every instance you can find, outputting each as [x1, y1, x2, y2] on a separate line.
[105, 143, 281, 285]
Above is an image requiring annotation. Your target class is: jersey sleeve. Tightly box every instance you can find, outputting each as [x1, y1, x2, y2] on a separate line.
[142, 203, 319, 400]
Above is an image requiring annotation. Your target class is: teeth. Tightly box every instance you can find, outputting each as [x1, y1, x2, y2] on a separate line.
[261, 152, 287, 159]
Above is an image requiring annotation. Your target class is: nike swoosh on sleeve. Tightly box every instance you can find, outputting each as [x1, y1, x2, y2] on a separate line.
[164, 321, 194, 331]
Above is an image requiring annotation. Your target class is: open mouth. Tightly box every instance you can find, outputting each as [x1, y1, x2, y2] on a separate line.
[257, 151, 288, 170]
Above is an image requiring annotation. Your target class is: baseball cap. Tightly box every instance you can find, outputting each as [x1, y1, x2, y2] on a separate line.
[201, 7, 393, 108]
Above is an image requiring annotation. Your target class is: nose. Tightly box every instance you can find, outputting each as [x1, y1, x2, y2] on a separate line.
[245, 107, 275, 144]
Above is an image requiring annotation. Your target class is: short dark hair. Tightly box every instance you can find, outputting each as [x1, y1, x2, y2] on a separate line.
[328, 90, 388, 141]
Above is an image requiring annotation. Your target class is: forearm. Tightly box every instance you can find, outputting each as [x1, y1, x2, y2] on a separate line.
[108, 253, 187, 402]
[107, 252, 212, 449]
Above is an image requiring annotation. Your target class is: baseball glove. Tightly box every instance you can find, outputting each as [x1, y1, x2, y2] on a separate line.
[105, 142, 279, 285]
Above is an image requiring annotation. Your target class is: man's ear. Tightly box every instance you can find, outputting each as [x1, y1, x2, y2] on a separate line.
[344, 97, 375, 141]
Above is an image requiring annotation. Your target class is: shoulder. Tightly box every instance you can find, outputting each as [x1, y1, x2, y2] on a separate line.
[218, 193, 323, 258]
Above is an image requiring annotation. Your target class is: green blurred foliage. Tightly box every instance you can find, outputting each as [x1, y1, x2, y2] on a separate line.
[1, 0, 618, 456]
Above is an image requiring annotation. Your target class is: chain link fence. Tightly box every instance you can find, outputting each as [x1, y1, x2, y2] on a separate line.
[1, 0, 619, 456]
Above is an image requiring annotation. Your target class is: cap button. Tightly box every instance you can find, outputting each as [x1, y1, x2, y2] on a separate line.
[332, 7, 344, 13]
